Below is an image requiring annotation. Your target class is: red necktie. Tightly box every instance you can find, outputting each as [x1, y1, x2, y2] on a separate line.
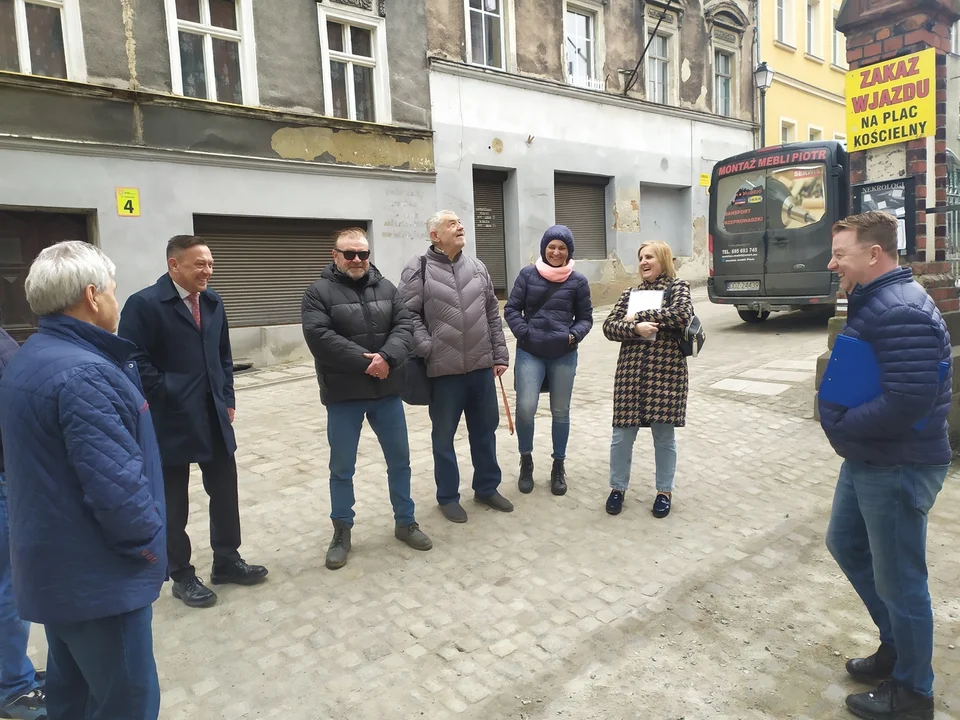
[187, 292, 201, 329]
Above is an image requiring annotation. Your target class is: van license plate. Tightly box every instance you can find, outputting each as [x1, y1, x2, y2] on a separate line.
[727, 281, 760, 291]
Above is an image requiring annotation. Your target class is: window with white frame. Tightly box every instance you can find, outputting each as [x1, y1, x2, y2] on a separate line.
[163, 0, 258, 105]
[647, 32, 669, 104]
[714, 50, 732, 117]
[808, 126, 822, 141]
[832, 8, 841, 64]
[781, 119, 796, 143]
[0, 0, 85, 80]
[467, 0, 505, 69]
[806, 0, 821, 56]
[776, 0, 786, 42]
[318, 6, 391, 123]
[565, 6, 601, 90]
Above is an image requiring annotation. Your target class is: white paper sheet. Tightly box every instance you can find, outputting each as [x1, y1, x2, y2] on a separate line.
[627, 290, 664, 317]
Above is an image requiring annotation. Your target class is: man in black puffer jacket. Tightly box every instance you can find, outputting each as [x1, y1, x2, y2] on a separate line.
[301, 227, 432, 570]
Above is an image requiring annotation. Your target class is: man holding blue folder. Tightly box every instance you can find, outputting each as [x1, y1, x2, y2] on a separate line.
[819, 212, 951, 720]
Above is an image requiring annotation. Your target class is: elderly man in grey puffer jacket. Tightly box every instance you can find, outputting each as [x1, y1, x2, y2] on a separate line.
[398, 210, 514, 523]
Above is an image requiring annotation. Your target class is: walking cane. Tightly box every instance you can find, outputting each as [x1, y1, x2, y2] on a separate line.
[497, 375, 515, 435]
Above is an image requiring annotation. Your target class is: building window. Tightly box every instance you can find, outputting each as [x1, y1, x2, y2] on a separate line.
[806, 0, 821, 56]
[318, 6, 391, 123]
[781, 119, 797, 143]
[715, 50, 732, 117]
[647, 33, 669, 104]
[808, 126, 822, 141]
[0, 0, 86, 80]
[163, 0, 258, 105]
[832, 8, 842, 64]
[467, 0, 505, 69]
[776, 0, 786, 42]
[565, 6, 603, 90]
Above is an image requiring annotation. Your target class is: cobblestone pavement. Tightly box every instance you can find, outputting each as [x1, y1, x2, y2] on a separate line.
[26, 289, 960, 719]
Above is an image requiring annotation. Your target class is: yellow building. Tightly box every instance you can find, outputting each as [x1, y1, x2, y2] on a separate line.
[758, 0, 848, 147]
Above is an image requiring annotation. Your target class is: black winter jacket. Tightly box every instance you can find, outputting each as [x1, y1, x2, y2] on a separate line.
[301, 263, 414, 405]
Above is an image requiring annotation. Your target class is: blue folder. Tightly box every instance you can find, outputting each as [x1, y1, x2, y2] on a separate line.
[819, 334, 949, 431]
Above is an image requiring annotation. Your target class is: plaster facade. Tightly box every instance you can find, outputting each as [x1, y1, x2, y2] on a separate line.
[426, 0, 756, 297]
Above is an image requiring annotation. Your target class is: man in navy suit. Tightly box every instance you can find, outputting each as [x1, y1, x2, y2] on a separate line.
[119, 235, 267, 608]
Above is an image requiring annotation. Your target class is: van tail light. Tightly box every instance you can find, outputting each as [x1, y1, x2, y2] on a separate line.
[708, 234, 714, 277]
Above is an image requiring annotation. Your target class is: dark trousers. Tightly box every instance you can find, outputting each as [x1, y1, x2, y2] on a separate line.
[163, 403, 241, 582]
[44, 605, 159, 720]
[428, 368, 502, 505]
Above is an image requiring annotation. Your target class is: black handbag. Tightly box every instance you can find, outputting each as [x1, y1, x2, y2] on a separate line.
[665, 280, 705, 358]
[401, 256, 432, 405]
[522, 281, 566, 394]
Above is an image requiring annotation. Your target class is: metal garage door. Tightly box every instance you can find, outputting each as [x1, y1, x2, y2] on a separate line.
[0, 210, 90, 342]
[193, 215, 367, 328]
[472, 169, 508, 296]
[554, 174, 608, 259]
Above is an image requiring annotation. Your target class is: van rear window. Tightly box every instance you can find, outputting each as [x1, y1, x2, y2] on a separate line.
[716, 164, 828, 235]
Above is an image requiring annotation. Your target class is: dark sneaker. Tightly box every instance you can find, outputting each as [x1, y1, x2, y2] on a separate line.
[474, 491, 514, 512]
[845, 680, 934, 720]
[652, 493, 672, 518]
[211, 559, 269, 586]
[325, 521, 352, 570]
[606, 490, 624, 515]
[439, 501, 468, 523]
[518, 455, 534, 494]
[395, 522, 433, 551]
[550, 459, 567, 496]
[847, 643, 897, 684]
[1, 688, 45, 720]
[171, 576, 217, 608]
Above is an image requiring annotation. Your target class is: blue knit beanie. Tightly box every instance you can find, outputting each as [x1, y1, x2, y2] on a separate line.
[540, 224, 575, 262]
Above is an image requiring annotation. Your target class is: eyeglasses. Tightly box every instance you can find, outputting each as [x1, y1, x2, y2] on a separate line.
[335, 249, 370, 261]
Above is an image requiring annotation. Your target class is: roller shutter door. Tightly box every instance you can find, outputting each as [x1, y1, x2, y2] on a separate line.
[554, 175, 608, 259]
[193, 215, 367, 328]
[473, 170, 508, 295]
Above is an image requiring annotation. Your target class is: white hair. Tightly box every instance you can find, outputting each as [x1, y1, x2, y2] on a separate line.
[426, 209, 459, 236]
[24, 241, 116, 316]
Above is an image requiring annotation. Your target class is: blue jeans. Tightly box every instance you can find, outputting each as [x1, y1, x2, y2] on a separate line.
[514, 348, 578, 460]
[0, 474, 38, 706]
[45, 605, 159, 720]
[326, 395, 416, 528]
[608, 424, 677, 493]
[826, 459, 948, 697]
[429, 369, 501, 505]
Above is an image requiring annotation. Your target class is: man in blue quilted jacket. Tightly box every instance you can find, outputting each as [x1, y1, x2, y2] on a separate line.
[0, 242, 166, 720]
[819, 212, 951, 720]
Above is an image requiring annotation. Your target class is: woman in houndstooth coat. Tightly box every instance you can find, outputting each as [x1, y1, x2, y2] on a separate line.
[602, 241, 693, 519]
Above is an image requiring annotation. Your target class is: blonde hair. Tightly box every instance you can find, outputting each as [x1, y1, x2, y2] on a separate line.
[637, 241, 676, 280]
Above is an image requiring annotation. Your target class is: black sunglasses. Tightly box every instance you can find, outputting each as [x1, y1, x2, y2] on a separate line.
[335, 249, 370, 261]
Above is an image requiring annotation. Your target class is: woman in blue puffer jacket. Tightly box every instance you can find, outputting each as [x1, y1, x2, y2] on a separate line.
[504, 225, 593, 496]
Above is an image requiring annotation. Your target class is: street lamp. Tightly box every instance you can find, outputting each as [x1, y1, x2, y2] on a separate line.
[754, 61, 775, 147]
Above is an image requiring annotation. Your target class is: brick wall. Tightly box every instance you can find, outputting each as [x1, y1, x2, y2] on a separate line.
[839, 5, 959, 314]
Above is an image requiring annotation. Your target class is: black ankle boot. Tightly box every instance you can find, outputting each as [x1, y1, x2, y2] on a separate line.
[550, 459, 567, 496]
[518, 455, 534, 494]
[845, 680, 933, 720]
[847, 643, 897, 683]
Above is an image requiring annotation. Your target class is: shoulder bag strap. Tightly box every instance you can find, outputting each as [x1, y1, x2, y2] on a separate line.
[525, 280, 566, 321]
[419, 254, 429, 333]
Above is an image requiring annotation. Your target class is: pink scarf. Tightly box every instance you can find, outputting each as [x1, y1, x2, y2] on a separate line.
[535, 257, 574, 283]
